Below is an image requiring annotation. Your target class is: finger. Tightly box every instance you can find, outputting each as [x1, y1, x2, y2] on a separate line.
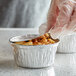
[39, 23, 47, 35]
[47, 0, 59, 32]
[68, 5, 76, 32]
[48, 0, 74, 38]
[55, 0, 74, 28]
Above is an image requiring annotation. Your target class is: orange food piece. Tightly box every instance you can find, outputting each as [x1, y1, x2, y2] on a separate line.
[23, 40, 33, 45]
[44, 33, 50, 38]
[15, 41, 25, 45]
[15, 33, 56, 45]
[33, 42, 42, 45]
[47, 39, 55, 44]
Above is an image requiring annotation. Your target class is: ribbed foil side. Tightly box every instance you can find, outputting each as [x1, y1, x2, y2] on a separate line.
[13, 44, 58, 68]
[57, 34, 76, 53]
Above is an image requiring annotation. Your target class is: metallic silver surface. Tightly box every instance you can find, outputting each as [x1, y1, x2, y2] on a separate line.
[10, 34, 59, 68]
[57, 34, 76, 53]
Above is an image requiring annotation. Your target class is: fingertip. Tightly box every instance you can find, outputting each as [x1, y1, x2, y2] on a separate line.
[39, 23, 48, 35]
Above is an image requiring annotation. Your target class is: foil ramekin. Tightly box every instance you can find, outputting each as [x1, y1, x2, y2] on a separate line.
[57, 34, 76, 53]
[9, 34, 59, 68]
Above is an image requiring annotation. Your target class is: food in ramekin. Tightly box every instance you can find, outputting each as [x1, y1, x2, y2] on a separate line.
[14, 33, 58, 45]
[9, 34, 59, 68]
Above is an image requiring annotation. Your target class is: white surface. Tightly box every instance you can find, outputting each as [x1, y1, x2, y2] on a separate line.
[11, 35, 59, 68]
[0, 28, 76, 76]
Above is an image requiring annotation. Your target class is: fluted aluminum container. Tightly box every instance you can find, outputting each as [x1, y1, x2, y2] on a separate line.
[10, 34, 59, 68]
[57, 34, 76, 53]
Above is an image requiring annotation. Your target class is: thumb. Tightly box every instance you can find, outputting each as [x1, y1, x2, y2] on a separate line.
[39, 23, 48, 35]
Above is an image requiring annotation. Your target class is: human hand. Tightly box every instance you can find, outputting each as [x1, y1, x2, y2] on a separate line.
[39, 0, 76, 38]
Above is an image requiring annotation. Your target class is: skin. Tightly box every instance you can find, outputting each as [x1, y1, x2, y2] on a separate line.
[46, 0, 76, 34]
